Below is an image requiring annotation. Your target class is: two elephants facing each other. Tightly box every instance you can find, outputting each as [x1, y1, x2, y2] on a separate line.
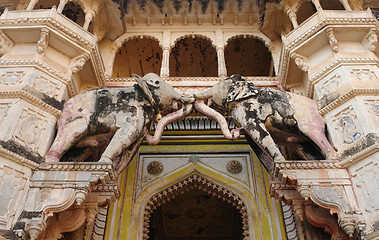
[45, 73, 194, 175]
[45, 73, 337, 175]
[194, 74, 337, 172]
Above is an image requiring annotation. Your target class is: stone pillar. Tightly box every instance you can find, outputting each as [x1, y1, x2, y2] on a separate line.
[311, 0, 323, 12]
[160, 30, 170, 77]
[160, 47, 170, 77]
[216, 47, 227, 78]
[57, 0, 68, 13]
[339, 0, 352, 11]
[26, 0, 38, 11]
[285, 8, 298, 28]
[83, 10, 95, 31]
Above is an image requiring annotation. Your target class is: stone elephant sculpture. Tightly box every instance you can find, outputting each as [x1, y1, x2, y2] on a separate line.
[46, 73, 194, 175]
[194, 75, 337, 172]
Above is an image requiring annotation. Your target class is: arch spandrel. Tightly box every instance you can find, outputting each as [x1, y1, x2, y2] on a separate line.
[170, 33, 216, 49]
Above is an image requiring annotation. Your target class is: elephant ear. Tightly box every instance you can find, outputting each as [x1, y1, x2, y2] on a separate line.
[227, 81, 259, 103]
[134, 74, 156, 106]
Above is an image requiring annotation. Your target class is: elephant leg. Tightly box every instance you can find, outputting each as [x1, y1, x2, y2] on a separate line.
[46, 117, 89, 162]
[244, 122, 286, 162]
[99, 125, 141, 163]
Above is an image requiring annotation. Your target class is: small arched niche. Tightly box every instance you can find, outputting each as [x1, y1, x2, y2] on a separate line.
[62, 2, 85, 27]
[297, 1, 317, 25]
[144, 174, 247, 240]
[112, 37, 162, 77]
[225, 36, 273, 76]
[320, 0, 345, 10]
[169, 36, 218, 77]
[33, 0, 60, 9]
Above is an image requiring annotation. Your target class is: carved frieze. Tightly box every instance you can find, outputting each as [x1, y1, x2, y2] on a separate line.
[13, 108, 48, 151]
[0, 103, 11, 128]
[332, 106, 362, 145]
[0, 71, 25, 85]
[364, 99, 379, 127]
[33, 75, 61, 99]
[350, 68, 378, 81]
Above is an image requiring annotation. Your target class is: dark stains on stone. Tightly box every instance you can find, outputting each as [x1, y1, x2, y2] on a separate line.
[0, 140, 43, 163]
[22, 86, 64, 111]
[18, 211, 42, 219]
[318, 92, 340, 110]
[0, 230, 18, 240]
[340, 133, 379, 159]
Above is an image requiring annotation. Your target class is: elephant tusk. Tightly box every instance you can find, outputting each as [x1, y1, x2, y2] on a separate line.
[146, 103, 193, 145]
[194, 100, 236, 140]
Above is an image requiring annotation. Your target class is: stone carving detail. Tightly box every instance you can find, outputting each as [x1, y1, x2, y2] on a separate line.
[37, 28, 49, 53]
[0, 71, 24, 85]
[326, 28, 339, 53]
[354, 163, 379, 214]
[366, 28, 377, 52]
[194, 75, 337, 172]
[0, 103, 11, 127]
[319, 74, 341, 96]
[33, 75, 61, 98]
[227, 160, 242, 174]
[364, 100, 379, 127]
[147, 161, 163, 175]
[350, 68, 378, 81]
[290, 53, 309, 72]
[14, 109, 48, 150]
[45, 73, 194, 175]
[333, 107, 362, 144]
[0, 31, 13, 56]
[71, 53, 90, 74]
[0, 165, 27, 229]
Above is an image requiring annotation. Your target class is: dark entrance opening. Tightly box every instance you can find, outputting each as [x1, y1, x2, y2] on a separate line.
[148, 187, 244, 240]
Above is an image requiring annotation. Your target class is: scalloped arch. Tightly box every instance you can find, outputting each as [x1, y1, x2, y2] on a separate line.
[170, 34, 216, 49]
[225, 34, 272, 52]
[114, 34, 162, 50]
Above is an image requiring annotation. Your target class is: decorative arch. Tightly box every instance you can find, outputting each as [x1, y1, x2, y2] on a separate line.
[224, 35, 273, 76]
[112, 35, 163, 77]
[129, 164, 261, 240]
[61, 1, 86, 27]
[33, 0, 59, 10]
[169, 35, 218, 77]
[223, 33, 272, 52]
[170, 33, 216, 49]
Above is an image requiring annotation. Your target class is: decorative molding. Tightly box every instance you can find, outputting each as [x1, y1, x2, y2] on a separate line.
[0, 30, 14, 56]
[226, 160, 243, 174]
[319, 88, 379, 115]
[290, 53, 309, 72]
[0, 89, 62, 116]
[0, 71, 25, 85]
[71, 53, 90, 74]
[146, 161, 163, 175]
[366, 27, 377, 52]
[0, 145, 39, 169]
[275, 161, 342, 171]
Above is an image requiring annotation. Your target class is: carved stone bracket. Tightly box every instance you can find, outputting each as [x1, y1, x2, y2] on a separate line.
[70, 53, 90, 74]
[273, 161, 361, 237]
[13, 162, 118, 239]
[290, 52, 309, 72]
[326, 27, 339, 53]
[0, 30, 14, 56]
[37, 28, 49, 54]
[365, 28, 377, 52]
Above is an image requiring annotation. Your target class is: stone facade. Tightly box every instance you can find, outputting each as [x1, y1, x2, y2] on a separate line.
[0, 0, 378, 239]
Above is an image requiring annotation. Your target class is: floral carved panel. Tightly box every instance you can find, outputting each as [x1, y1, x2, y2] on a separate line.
[0, 71, 24, 85]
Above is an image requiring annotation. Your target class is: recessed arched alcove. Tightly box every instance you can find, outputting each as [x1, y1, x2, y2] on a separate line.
[225, 36, 272, 76]
[296, 1, 317, 25]
[144, 174, 247, 240]
[112, 37, 162, 77]
[169, 36, 218, 77]
[62, 2, 85, 27]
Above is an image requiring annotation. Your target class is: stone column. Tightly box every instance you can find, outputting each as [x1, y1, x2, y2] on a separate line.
[26, 0, 38, 11]
[311, 0, 323, 12]
[339, 0, 352, 11]
[160, 30, 171, 77]
[285, 8, 298, 28]
[57, 0, 68, 13]
[216, 47, 227, 78]
[83, 10, 95, 31]
[160, 47, 170, 77]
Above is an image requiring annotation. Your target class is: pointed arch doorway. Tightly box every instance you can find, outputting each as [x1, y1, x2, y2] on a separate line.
[144, 174, 248, 240]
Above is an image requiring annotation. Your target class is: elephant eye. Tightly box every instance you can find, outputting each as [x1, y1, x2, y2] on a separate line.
[155, 81, 159, 85]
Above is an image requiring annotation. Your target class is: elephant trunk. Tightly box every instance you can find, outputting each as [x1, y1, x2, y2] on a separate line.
[194, 100, 237, 140]
[146, 103, 194, 145]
